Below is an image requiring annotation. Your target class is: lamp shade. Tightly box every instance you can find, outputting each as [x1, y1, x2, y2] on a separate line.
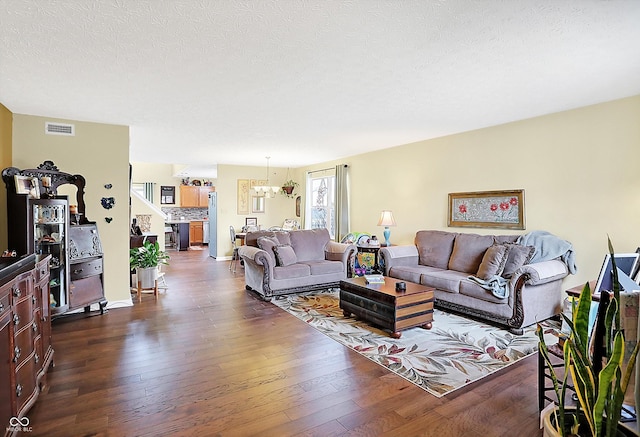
[377, 210, 396, 227]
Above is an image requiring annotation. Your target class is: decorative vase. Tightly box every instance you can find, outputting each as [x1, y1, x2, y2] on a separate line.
[541, 406, 636, 437]
[136, 266, 158, 289]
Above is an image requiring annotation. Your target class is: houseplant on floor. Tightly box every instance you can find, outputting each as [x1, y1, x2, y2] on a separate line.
[129, 239, 170, 288]
[538, 238, 640, 437]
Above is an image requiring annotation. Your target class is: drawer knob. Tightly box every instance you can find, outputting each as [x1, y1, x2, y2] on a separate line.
[34, 353, 39, 364]
[0, 302, 3, 311]
[12, 287, 21, 297]
[13, 314, 20, 325]
[13, 346, 21, 362]
[16, 384, 22, 397]
[32, 322, 38, 333]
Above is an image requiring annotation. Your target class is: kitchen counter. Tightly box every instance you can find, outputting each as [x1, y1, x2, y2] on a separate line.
[166, 222, 190, 251]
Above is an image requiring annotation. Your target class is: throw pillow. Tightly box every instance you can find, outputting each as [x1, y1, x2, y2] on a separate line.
[257, 236, 280, 266]
[273, 244, 297, 267]
[502, 244, 535, 278]
[476, 244, 509, 280]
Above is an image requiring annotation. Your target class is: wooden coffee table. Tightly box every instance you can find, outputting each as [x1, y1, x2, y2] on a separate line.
[339, 276, 435, 338]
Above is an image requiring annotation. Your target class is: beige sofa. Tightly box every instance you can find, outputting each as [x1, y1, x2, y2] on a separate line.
[380, 230, 575, 334]
[238, 228, 356, 301]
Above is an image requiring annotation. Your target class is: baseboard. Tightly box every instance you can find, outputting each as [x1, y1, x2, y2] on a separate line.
[106, 298, 134, 309]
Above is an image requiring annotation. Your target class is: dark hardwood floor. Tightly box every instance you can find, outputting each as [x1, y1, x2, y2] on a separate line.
[25, 248, 545, 436]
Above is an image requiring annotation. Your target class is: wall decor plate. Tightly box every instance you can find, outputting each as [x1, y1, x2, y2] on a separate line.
[101, 197, 115, 209]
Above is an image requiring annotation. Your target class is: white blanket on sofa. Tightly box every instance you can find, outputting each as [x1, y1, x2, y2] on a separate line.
[468, 275, 509, 299]
[516, 230, 577, 274]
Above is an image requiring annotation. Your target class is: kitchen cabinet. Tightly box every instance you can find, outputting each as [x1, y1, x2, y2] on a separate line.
[179, 186, 214, 207]
[189, 221, 204, 244]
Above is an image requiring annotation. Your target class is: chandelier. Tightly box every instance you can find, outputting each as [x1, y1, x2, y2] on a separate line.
[253, 156, 280, 198]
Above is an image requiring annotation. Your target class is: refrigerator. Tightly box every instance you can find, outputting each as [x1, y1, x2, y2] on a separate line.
[208, 192, 217, 258]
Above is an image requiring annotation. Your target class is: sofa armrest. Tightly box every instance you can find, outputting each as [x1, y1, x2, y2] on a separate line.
[513, 259, 569, 286]
[325, 241, 357, 265]
[238, 246, 273, 271]
[379, 245, 419, 275]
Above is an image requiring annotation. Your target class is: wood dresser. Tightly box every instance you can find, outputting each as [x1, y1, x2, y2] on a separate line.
[1, 254, 53, 436]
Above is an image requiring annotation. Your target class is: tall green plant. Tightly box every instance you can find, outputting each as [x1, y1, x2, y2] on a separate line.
[538, 238, 640, 437]
[129, 239, 170, 270]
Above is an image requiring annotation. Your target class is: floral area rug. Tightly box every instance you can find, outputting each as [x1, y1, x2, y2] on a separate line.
[272, 290, 558, 397]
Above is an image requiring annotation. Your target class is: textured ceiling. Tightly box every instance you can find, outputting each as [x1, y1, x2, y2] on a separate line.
[1, 1, 639, 177]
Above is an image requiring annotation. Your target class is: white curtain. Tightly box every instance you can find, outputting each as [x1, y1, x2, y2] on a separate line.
[335, 164, 350, 242]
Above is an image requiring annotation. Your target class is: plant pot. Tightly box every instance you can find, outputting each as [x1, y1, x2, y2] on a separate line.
[282, 186, 294, 195]
[541, 406, 636, 437]
[136, 266, 158, 288]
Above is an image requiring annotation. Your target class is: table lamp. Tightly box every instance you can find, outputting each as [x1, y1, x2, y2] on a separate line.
[377, 210, 396, 246]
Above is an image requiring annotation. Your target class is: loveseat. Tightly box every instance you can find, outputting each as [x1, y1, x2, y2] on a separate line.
[238, 228, 356, 301]
[380, 230, 576, 334]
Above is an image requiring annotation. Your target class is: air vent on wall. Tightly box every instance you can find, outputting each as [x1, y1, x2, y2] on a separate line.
[45, 122, 75, 136]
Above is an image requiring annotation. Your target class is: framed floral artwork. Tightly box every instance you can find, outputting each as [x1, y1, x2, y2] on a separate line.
[448, 189, 525, 229]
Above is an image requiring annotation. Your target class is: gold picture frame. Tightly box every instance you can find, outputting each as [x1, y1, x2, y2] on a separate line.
[448, 189, 525, 229]
[237, 179, 250, 215]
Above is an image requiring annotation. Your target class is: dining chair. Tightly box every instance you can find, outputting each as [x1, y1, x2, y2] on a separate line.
[229, 225, 239, 273]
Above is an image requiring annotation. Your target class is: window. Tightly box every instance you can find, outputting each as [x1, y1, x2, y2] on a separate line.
[306, 171, 335, 238]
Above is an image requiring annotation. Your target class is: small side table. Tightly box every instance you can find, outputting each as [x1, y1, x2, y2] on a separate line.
[356, 244, 383, 274]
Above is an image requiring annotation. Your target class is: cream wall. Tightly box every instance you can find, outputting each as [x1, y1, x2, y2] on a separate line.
[12, 114, 131, 306]
[0, 104, 12, 251]
[215, 164, 299, 258]
[302, 96, 640, 290]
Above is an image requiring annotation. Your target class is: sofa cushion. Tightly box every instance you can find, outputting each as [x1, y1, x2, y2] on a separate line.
[274, 244, 297, 267]
[290, 228, 330, 262]
[459, 279, 511, 304]
[257, 236, 280, 266]
[302, 260, 344, 275]
[247, 230, 290, 247]
[448, 233, 494, 273]
[273, 263, 311, 280]
[476, 244, 509, 280]
[420, 270, 467, 293]
[502, 243, 535, 278]
[415, 230, 456, 269]
[493, 235, 519, 245]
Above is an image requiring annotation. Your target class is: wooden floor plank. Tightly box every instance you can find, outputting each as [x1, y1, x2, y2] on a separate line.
[22, 249, 547, 436]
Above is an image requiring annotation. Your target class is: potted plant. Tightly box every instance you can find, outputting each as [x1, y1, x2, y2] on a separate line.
[281, 179, 298, 198]
[538, 238, 640, 437]
[129, 239, 170, 288]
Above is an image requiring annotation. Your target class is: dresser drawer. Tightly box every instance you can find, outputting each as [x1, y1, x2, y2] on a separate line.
[0, 287, 9, 319]
[70, 259, 103, 281]
[69, 275, 104, 309]
[6, 271, 33, 306]
[13, 294, 34, 332]
[15, 352, 37, 414]
[35, 257, 50, 283]
[13, 323, 35, 368]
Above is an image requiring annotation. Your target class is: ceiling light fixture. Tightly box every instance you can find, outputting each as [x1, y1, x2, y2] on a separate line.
[253, 156, 280, 198]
